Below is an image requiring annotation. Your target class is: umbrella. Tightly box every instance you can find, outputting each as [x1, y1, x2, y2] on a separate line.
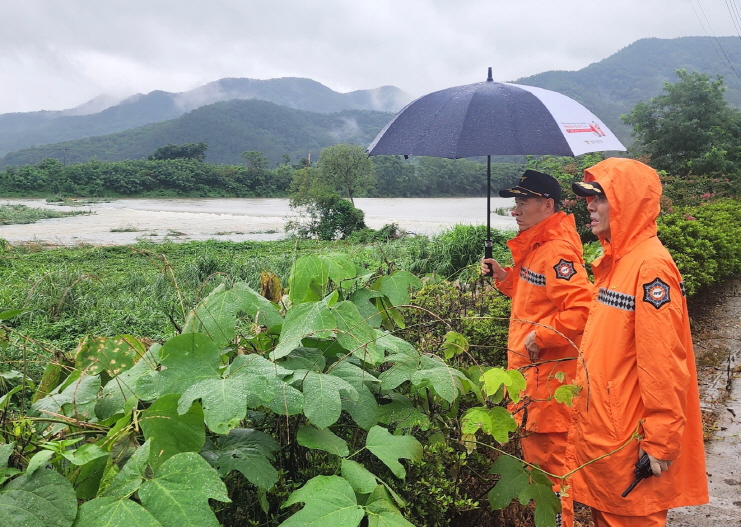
[367, 67, 626, 264]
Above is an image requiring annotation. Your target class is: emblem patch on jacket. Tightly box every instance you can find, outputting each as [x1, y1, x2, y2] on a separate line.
[643, 277, 671, 309]
[553, 259, 577, 281]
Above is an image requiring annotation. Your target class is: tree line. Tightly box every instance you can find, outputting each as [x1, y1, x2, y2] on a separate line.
[0, 145, 523, 199]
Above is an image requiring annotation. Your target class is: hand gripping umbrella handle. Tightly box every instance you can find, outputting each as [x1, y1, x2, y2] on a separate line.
[484, 241, 493, 277]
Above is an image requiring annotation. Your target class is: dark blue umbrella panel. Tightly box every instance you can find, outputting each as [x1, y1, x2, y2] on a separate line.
[367, 78, 625, 158]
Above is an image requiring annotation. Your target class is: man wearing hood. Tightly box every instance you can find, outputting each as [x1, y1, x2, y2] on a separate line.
[482, 169, 592, 527]
[567, 158, 708, 526]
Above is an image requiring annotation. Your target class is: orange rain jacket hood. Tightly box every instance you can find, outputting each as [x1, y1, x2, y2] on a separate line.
[496, 211, 592, 433]
[566, 158, 708, 515]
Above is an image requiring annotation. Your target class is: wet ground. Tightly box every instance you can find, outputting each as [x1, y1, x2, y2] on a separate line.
[666, 281, 741, 526]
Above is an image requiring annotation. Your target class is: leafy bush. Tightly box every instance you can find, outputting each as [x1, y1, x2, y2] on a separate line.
[658, 199, 741, 295]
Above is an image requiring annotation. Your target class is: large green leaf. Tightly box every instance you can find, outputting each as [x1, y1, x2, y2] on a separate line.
[0, 468, 78, 527]
[302, 371, 358, 429]
[372, 271, 421, 308]
[96, 348, 158, 421]
[349, 289, 384, 328]
[518, 468, 561, 527]
[365, 426, 422, 479]
[297, 425, 349, 457]
[378, 353, 419, 391]
[102, 440, 151, 499]
[75, 335, 146, 377]
[74, 497, 163, 527]
[140, 394, 206, 468]
[201, 428, 279, 490]
[178, 374, 269, 434]
[234, 282, 283, 330]
[366, 495, 415, 527]
[137, 452, 230, 527]
[0, 442, 20, 485]
[340, 459, 377, 495]
[182, 283, 283, 347]
[280, 475, 364, 527]
[85, 450, 230, 527]
[32, 373, 101, 433]
[227, 354, 303, 415]
[331, 361, 380, 430]
[488, 456, 559, 526]
[319, 254, 357, 287]
[487, 455, 530, 509]
[411, 355, 467, 403]
[377, 394, 431, 431]
[332, 301, 382, 364]
[461, 406, 517, 444]
[272, 298, 337, 360]
[136, 333, 222, 400]
[182, 284, 241, 345]
[289, 255, 329, 304]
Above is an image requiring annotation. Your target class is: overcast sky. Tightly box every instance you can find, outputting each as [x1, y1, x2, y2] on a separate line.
[1, 0, 739, 114]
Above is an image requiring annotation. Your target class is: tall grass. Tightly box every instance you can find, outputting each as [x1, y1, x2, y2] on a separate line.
[0, 203, 89, 224]
[1, 227, 516, 380]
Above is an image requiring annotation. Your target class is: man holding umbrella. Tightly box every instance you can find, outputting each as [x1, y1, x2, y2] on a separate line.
[482, 169, 592, 527]
[566, 158, 708, 526]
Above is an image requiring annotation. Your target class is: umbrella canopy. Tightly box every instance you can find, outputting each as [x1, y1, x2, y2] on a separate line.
[367, 69, 626, 158]
[366, 68, 626, 271]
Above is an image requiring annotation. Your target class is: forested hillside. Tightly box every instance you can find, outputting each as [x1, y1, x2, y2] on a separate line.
[516, 36, 741, 142]
[1, 100, 393, 167]
[0, 78, 410, 157]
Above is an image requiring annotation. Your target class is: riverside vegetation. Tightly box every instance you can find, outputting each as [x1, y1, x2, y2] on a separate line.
[2, 193, 741, 526]
[2, 70, 741, 526]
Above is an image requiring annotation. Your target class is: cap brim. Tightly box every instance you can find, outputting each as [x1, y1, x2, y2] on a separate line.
[499, 187, 543, 198]
[572, 181, 604, 197]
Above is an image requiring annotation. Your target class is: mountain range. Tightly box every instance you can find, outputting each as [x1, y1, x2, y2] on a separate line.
[3, 36, 741, 167]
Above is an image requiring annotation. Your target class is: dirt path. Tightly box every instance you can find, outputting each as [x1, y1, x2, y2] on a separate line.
[666, 281, 741, 526]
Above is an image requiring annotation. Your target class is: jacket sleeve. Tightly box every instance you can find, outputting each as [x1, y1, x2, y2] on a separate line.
[533, 242, 593, 349]
[634, 264, 689, 460]
[495, 267, 515, 298]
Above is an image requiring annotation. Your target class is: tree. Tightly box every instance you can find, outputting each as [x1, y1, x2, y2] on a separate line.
[286, 166, 366, 240]
[318, 144, 375, 205]
[148, 142, 208, 162]
[622, 69, 741, 177]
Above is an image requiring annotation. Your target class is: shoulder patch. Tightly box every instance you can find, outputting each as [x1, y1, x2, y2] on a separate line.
[642, 277, 671, 309]
[553, 259, 577, 281]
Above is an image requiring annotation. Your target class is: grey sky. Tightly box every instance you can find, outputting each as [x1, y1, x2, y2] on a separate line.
[0, 0, 738, 114]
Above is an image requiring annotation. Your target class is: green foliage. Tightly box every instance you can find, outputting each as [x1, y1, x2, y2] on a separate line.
[488, 456, 560, 527]
[622, 69, 741, 178]
[148, 143, 208, 162]
[3, 252, 499, 527]
[0, 203, 88, 225]
[657, 199, 741, 295]
[318, 144, 375, 204]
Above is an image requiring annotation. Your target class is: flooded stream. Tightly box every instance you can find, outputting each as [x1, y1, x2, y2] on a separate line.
[0, 197, 517, 246]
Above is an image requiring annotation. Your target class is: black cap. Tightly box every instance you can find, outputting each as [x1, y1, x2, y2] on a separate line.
[572, 181, 604, 197]
[499, 170, 561, 202]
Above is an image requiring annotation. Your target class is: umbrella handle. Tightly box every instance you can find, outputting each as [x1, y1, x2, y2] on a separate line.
[484, 240, 493, 277]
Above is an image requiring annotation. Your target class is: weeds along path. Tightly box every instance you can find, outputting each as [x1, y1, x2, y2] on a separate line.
[667, 280, 741, 526]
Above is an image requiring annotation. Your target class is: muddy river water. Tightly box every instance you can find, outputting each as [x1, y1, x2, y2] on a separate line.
[0, 197, 517, 246]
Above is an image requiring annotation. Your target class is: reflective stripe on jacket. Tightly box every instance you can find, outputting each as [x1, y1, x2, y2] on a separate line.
[566, 158, 709, 515]
[496, 211, 592, 433]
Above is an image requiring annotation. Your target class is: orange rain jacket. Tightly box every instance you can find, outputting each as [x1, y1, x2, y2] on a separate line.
[496, 211, 592, 433]
[566, 158, 709, 515]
